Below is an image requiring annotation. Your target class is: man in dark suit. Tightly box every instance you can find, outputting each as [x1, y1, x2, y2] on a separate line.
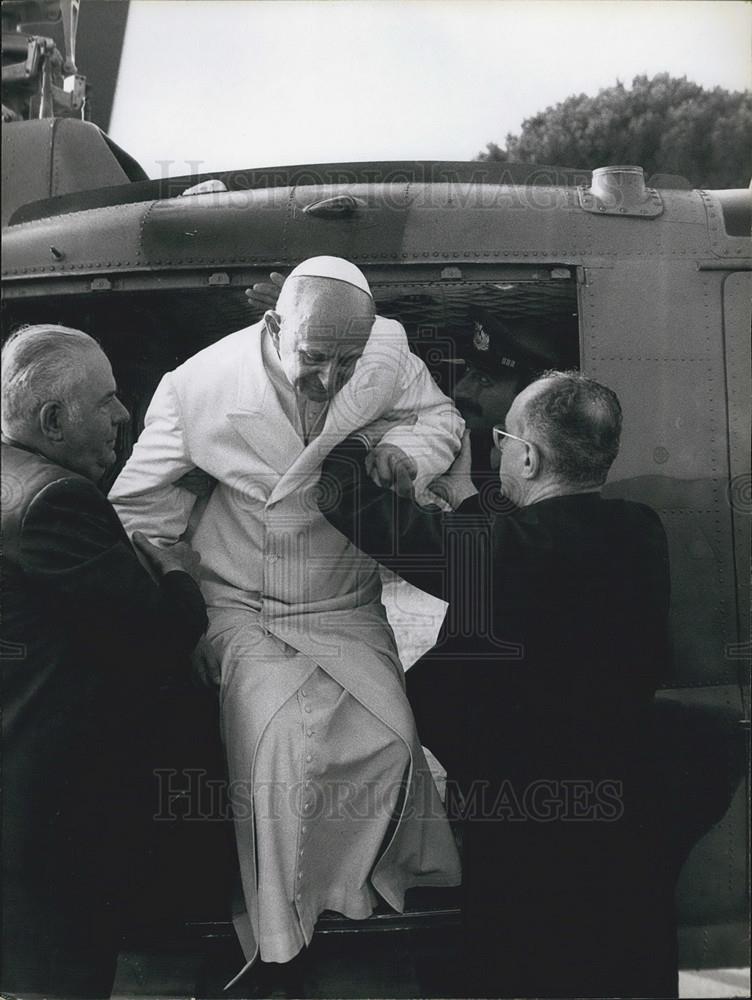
[408, 311, 576, 763]
[1, 325, 208, 997]
[320, 370, 676, 998]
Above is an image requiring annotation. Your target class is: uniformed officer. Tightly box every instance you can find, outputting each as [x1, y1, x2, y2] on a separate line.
[452, 310, 576, 488]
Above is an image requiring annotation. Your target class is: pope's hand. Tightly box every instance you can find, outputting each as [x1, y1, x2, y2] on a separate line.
[366, 444, 417, 498]
[245, 271, 285, 310]
[428, 430, 477, 508]
[191, 634, 222, 688]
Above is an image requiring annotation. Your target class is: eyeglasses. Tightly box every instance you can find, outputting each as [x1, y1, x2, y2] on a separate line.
[492, 425, 533, 451]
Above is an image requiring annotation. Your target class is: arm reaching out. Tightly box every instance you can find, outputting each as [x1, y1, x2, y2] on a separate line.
[21, 478, 207, 664]
[319, 436, 485, 601]
[364, 350, 464, 503]
[428, 430, 477, 508]
[109, 372, 198, 544]
[131, 530, 202, 582]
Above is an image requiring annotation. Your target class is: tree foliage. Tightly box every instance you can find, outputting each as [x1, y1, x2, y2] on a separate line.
[477, 74, 752, 188]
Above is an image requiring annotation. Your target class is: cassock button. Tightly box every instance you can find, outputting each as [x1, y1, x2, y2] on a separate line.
[305, 705, 312, 714]
[306, 754, 313, 762]
[297, 871, 303, 879]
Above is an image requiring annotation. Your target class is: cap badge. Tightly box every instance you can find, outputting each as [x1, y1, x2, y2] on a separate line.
[473, 322, 490, 352]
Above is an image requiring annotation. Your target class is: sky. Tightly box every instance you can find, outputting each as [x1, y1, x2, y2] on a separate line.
[108, 0, 752, 179]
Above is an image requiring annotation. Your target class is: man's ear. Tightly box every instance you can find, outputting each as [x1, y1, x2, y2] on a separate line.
[264, 310, 281, 344]
[521, 441, 540, 480]
[39, 401, 65, 442]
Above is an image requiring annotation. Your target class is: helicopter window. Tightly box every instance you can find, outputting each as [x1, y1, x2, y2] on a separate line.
[371, 277, 579, 397]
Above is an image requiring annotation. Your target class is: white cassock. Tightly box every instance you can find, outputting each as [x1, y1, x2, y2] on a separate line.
[109, 317, 463, 985]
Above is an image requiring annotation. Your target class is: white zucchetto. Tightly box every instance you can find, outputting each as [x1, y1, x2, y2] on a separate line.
[286, 256, 372, 297]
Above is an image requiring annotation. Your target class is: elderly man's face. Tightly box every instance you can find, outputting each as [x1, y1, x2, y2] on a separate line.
[454, 364, 520, 431]
[277, 323, 367, 402]
[270, 278, 374, 401]
[60, 347, 130, 480]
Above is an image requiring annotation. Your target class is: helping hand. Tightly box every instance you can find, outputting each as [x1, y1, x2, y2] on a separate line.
[190, 634, 222, 688]
[428, 430, 477, 508]
[132, 531, 202, 582]
[244, 271, 285, 311]
[366, 444, 417, 498]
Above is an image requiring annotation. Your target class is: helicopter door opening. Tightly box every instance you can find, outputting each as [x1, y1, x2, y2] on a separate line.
[0, 267, 581, 494]
[372, 271, 580, 403]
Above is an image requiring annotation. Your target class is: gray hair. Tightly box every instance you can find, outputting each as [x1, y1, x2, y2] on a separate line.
[1, 324, 100, 433]
[521, 370, 622, 486]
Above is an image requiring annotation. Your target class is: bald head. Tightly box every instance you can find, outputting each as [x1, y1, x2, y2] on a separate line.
[268, 275, 376, 401]
[277, 276, 375, 333]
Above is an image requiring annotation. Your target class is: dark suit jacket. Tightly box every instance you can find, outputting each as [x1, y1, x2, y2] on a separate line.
[320, 441, 676, 997]
[322, 440, 669, 761]
[1, 439, 207, 993]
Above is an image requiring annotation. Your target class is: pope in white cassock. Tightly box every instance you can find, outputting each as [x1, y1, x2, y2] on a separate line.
[109, 256, 463, 985]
